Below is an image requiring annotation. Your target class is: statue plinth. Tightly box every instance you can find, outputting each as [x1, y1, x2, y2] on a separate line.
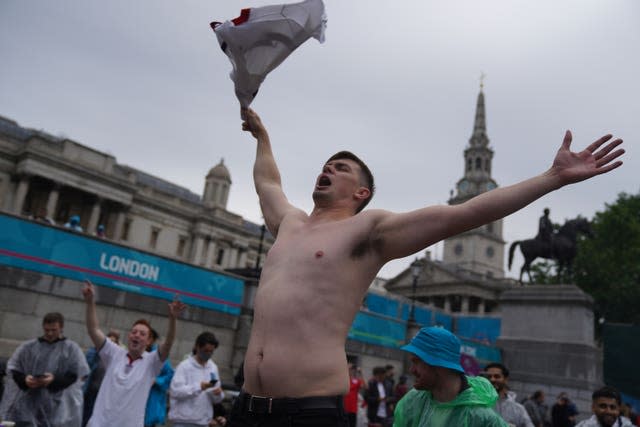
[497, 284, 601, 397]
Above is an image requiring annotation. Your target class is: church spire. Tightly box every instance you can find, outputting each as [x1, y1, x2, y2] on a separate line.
[470, 74, 489, 147]
[448, 78, 497, 205]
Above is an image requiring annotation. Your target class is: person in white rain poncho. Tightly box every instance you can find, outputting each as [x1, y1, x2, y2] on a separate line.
[0, 312, 89, 427]
[211, 0, 326, 109]
[484, 362, 534, 427]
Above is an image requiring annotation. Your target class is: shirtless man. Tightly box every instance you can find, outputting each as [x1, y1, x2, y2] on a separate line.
[229, 108, 624, 427]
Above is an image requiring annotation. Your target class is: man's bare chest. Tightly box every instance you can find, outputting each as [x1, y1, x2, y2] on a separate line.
[266, 221, 377, 266]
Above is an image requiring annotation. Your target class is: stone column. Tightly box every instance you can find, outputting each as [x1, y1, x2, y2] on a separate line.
[461, 296, 470, 314]
[113, 211, 126, 241]
[478, 299, 486, 315]
[190, 236, 204, 264]
[45, 184, 60, 219]
[229, 247, 239, 268]
[13, 176, 30, 214]
[221, 247, 231, 268]
[205, 241, 218, 268]
[443, 296, 451, 313]
[238, 249, 248, 268]
[87, 198, 102, 233]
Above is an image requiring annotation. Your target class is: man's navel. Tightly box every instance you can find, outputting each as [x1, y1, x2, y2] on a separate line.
[315, 250, 324, 258]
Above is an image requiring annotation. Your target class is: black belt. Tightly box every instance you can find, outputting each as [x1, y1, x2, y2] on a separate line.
[239, 391, 343, 415]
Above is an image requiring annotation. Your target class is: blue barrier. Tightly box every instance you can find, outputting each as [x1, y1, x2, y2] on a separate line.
[365, 293, 400, 318]
[0, 214, 244, 314]
[348, 310, 406, 348]
[435, 312, 453, 331]
[456, 316, 501, 344]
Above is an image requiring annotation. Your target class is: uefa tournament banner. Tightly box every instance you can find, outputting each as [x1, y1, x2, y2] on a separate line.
[0, 213, 244, 315]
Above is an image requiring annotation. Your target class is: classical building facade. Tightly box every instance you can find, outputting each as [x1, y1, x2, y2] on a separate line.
[0, 114, 273, 271]
[385, 85, 515, 315]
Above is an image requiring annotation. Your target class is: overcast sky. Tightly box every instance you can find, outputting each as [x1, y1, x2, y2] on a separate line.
[1, 0, 638, 280]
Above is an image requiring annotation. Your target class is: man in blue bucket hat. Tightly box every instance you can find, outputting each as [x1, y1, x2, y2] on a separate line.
[393, 327, 508, 427]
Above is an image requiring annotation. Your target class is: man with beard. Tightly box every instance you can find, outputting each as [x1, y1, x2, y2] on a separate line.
[232, 108, 624, 427]
[82, 280, 185, 427]
[576, 387, 634, 427]
[394, 327, 507, 427]
[484, 363, 534, 427]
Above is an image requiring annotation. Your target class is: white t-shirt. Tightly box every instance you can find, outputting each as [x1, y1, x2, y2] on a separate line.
[87, 339, 163, 427]
[376, 382, 387, 418]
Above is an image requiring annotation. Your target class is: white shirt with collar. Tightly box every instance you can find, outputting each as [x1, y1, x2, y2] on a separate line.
[87, 339, 163, 427]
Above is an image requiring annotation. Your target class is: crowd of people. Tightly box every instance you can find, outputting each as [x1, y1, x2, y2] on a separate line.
[0, 310, 637, 427]
[0, 281, 228, 427]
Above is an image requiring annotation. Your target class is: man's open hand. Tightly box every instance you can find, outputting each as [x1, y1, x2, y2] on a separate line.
[551, 131, 624, 185]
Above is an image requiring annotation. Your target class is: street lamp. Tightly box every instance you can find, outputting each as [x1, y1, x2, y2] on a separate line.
[408, 258, 423, 323]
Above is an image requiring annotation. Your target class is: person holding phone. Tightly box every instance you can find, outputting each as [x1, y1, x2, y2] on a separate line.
[0, 312, 89, 426]
[169, 332, 225, 427]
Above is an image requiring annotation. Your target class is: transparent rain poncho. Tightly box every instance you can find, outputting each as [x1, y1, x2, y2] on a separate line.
[0, 338, 89, 427]
[393, 376, 509, 427]
[211, 0, 327, 108]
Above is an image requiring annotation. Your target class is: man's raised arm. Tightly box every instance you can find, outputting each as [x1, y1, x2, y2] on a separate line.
[158, 299, 186, 362]
[82, 280, 106, 349]
[375, 131, 625, 261]
[242, 108, 297, 236]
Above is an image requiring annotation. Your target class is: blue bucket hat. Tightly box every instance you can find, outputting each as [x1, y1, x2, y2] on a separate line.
[401, 327, 464, 373]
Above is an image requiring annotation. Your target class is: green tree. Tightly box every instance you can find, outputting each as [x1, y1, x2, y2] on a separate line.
[574, 192, 640, 324]
[529, 260, 559, 284]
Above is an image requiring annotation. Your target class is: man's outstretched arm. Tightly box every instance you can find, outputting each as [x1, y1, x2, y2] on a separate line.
[158, 299, 186, 362]
[82, 280, 106, 349]
[374, 131, 625, 261]
[242, 108, 298, 236]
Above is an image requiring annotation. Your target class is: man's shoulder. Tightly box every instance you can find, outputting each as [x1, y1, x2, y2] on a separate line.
[574, 415, 598, 427]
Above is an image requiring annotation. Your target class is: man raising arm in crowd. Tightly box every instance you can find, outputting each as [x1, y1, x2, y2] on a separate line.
[82, 280, 185, 427]
[229, 108, 624, 427]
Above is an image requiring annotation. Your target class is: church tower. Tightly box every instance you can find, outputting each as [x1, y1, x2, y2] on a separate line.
[442, 80, 505, 278]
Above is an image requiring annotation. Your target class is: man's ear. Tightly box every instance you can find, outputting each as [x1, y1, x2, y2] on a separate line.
[354, 187, 371, 201]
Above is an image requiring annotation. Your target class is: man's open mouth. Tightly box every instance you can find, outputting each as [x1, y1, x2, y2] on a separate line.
[318, 175, 331, 187]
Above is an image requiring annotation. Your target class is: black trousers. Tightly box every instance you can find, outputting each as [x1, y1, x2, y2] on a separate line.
[228, 392, 349, 427]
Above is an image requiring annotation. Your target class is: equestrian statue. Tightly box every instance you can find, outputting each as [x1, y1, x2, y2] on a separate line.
[508, 208, 592, 283]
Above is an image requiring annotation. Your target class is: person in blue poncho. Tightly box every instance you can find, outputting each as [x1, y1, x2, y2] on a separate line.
[144, 328, 174, 427]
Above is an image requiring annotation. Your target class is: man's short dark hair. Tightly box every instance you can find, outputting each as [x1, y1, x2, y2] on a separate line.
[373, 366, 386, 376]
[326, 151, 375, 213]
[193, 331, 219, 354]
[532, 390, 544, 400]
[592, 386, 621, 405]
[43, 312, 64, 327]
[485, 362, 509, 378]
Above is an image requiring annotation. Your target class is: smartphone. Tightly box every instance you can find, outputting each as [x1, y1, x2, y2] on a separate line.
[209, 372, 218, 384]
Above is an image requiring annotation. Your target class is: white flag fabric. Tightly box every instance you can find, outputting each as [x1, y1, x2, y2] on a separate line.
[211, 0, 327, 108]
